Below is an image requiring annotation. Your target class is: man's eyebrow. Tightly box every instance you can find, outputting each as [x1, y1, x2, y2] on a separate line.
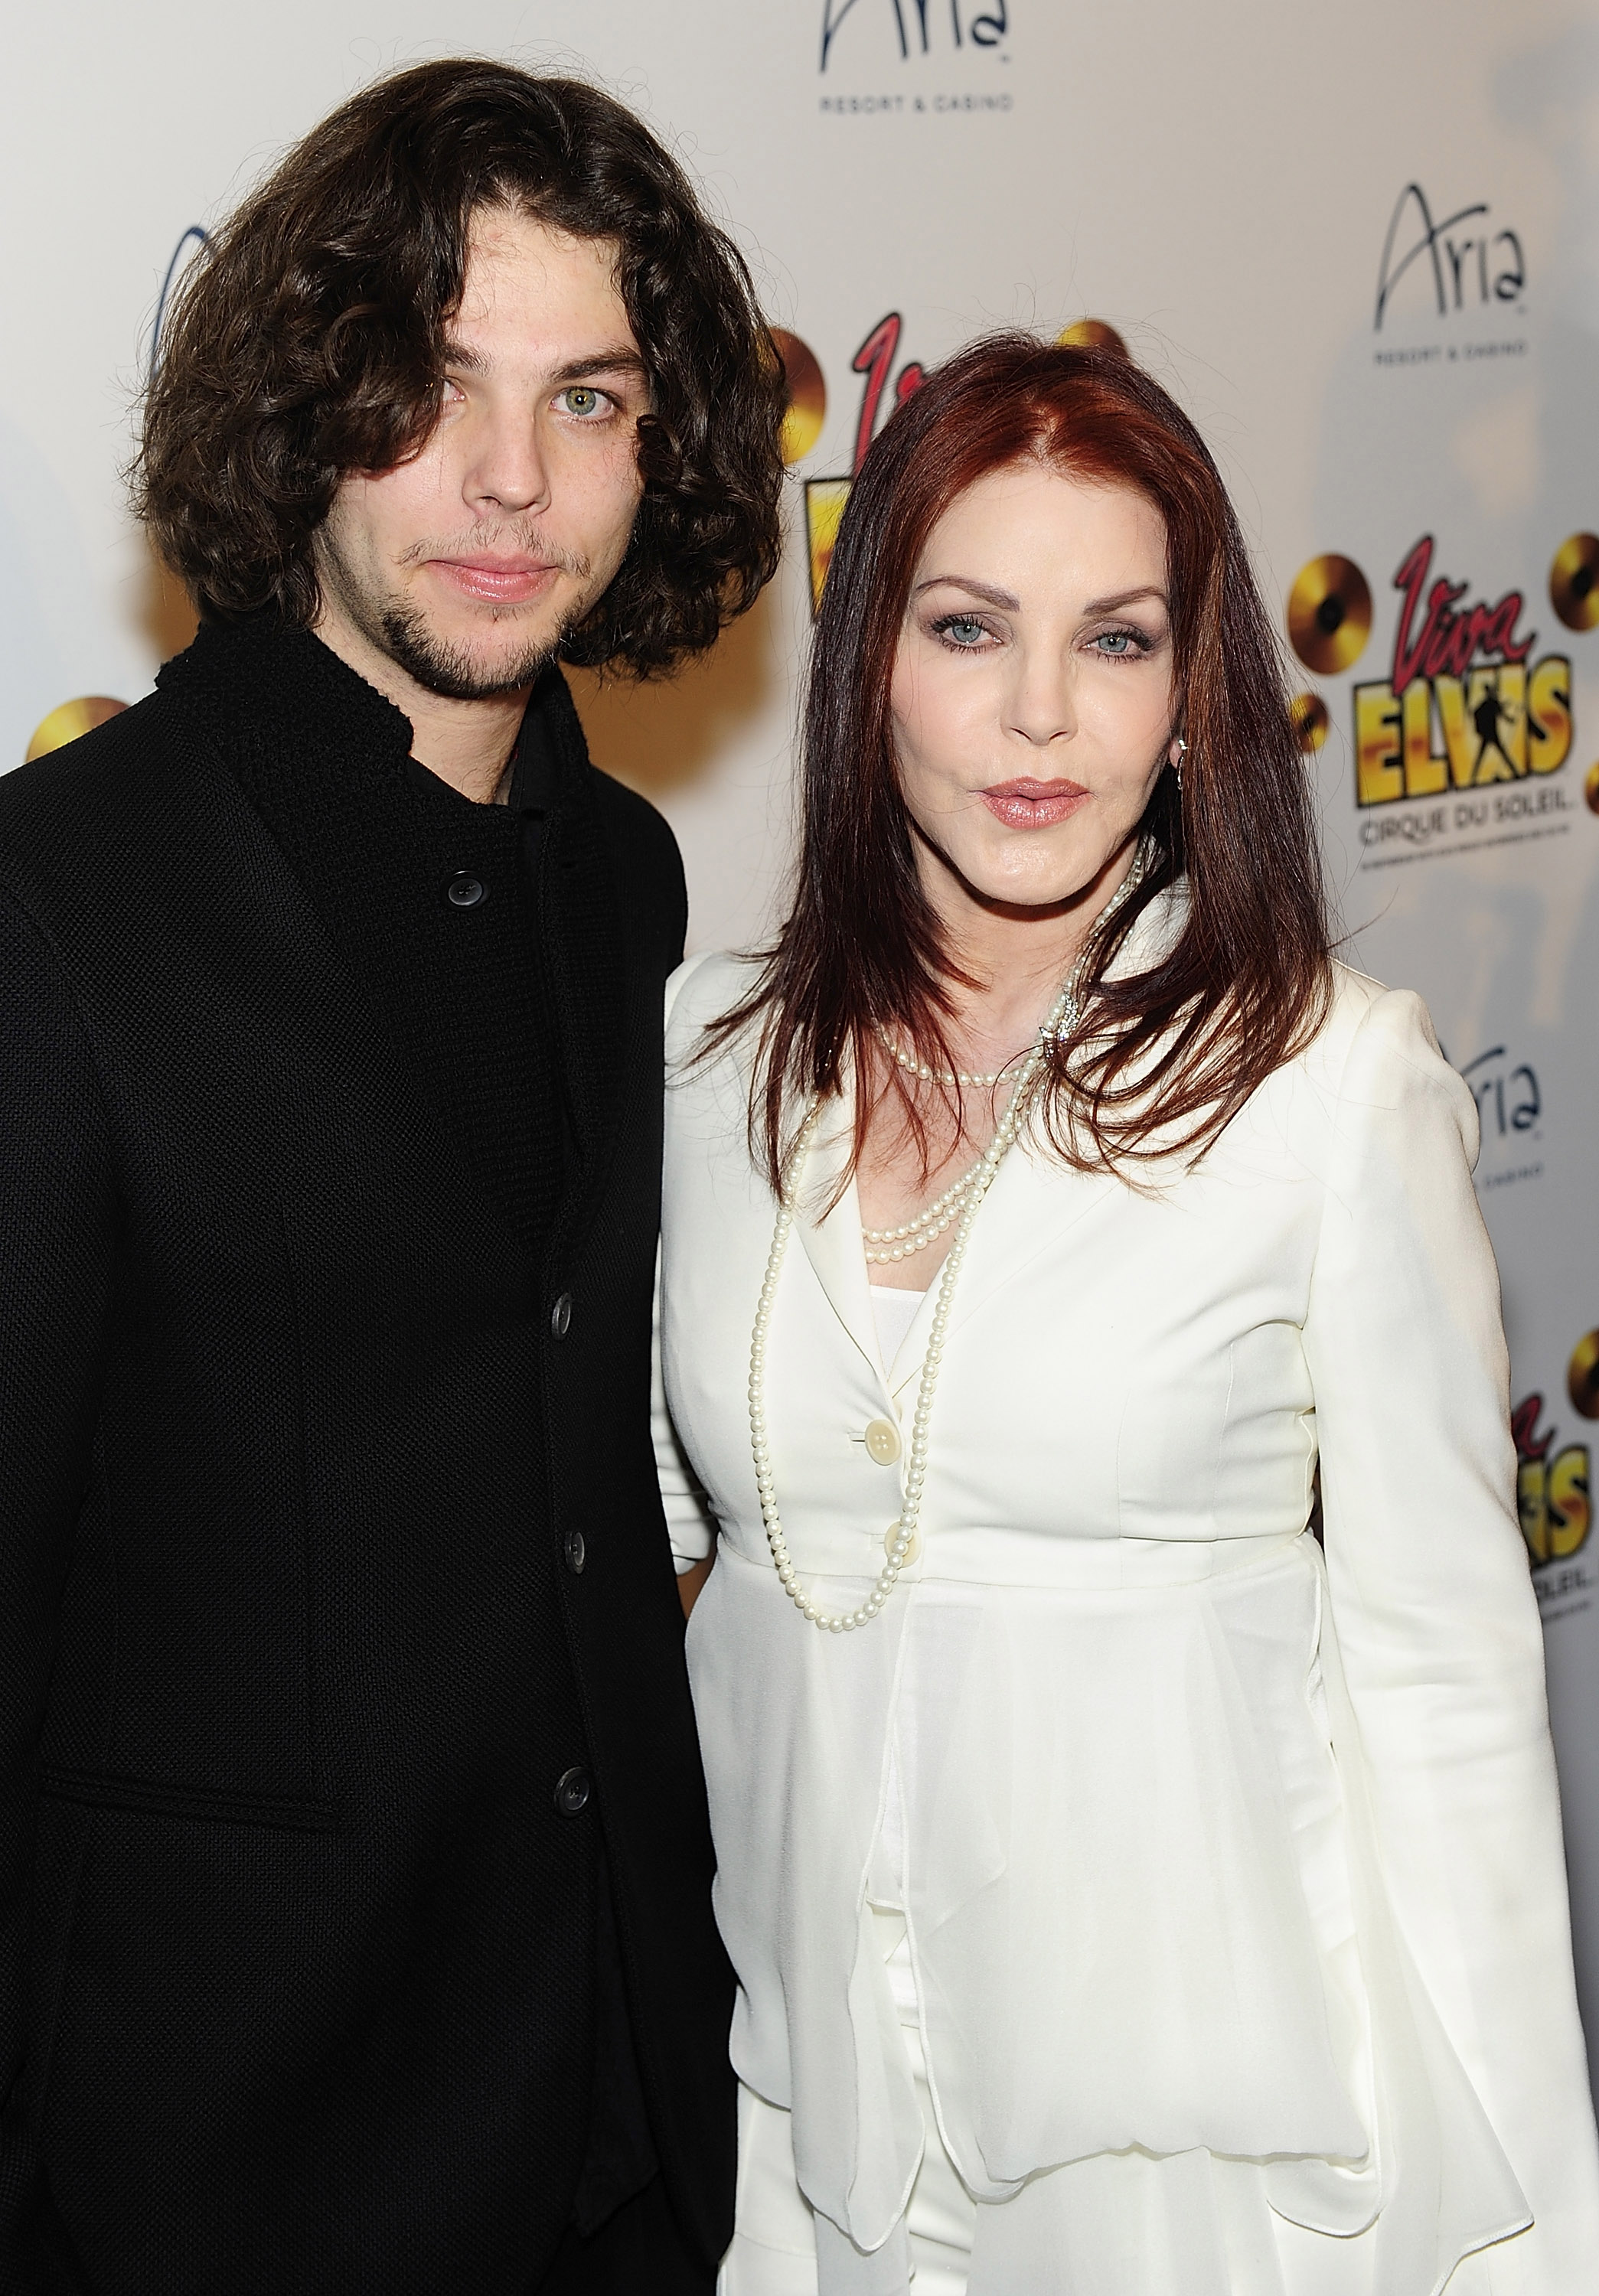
[551, 348, 649, 385]
[438, 343, 648, 388]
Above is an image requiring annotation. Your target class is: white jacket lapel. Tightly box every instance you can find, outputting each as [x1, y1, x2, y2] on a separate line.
[791, 1096, 886, 1379]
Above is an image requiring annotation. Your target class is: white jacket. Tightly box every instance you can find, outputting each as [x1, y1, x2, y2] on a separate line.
[655, 905, 1599, 2294]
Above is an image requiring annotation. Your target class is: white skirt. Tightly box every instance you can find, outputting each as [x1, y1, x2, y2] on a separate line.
[716, 1914, 1522, 2296]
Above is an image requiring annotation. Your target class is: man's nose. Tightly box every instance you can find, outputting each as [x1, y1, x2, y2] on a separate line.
[463, 407, 553, 517]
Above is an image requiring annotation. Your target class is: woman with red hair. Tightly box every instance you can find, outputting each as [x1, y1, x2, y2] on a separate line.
[655, 335, 1599, 2293]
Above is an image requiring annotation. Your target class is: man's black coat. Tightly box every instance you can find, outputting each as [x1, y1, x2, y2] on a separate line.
[0, 621, 733, 2291]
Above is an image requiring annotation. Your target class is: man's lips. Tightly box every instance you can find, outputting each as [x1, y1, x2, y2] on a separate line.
[978, 778, 1089, 830]
[428, 556, 562, 605]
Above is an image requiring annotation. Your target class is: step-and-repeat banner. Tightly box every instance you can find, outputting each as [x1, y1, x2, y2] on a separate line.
[5, 1, 1597, 2091]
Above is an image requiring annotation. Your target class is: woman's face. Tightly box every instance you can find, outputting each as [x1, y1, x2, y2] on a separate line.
[889, 460, 1180, 917]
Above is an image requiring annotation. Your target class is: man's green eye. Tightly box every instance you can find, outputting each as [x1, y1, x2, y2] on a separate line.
[563, 386, 601, 416]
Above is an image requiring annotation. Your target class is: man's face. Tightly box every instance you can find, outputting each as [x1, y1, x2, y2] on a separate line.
[314, 207, 649, 701]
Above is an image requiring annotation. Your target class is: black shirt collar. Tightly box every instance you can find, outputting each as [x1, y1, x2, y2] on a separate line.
[160, 615, 578, 817]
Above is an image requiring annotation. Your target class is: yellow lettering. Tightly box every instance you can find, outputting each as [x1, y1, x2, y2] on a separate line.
[1498, 662, 1527, 775]
[1434, 676, 1478, 788]
[1528, 654, 1572, 775]
[803, 479, 851, 615]
[1547, 1446, 1591, 1561]
[1469, 669, 1516, 784]
[1402, 678, 1447, 797]
[1519, 1456, 1548, 1564]
[1354, 680, 1402, 805]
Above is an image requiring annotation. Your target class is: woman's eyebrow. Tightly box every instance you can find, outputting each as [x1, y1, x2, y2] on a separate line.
[1082, 585, 1168, 615]
[912, 575, 1021, 609]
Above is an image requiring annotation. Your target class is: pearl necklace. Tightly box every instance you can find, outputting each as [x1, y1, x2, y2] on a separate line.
[875, 1026, 1007, 1089]
[748, 846, 1147, 1633]
[860, 1153, 984, 1263]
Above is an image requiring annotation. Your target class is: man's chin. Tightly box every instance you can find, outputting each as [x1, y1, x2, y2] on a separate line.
[378, 604, 563, 703]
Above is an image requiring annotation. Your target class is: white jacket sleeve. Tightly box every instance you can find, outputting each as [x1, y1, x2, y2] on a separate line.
[1304, 984, 1599, 2284]
[653, 1241, 716, 1576]
[656, 949, 720, 1576]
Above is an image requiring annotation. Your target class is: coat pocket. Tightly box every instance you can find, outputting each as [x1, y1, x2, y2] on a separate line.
[38, 1766, 341, 1834]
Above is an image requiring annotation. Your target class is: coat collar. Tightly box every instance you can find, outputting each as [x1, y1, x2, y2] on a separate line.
[789, 879, 1189, 1397]
[159, 617, 628, 1270]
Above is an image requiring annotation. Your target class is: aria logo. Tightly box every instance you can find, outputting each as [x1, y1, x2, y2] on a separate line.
[1459, 1045, 1541, 1144]
[820, 0, 1009, 72]
[1374, 183, 1526, 331]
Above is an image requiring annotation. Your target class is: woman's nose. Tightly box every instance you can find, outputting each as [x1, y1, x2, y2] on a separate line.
[1006, 650, 1077, 747]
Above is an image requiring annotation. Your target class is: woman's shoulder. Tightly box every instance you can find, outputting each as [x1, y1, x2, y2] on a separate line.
[664, 948, 766, 1058]
[1310, 961, 1450, 1084]
[1290, 961, 1477, 1162]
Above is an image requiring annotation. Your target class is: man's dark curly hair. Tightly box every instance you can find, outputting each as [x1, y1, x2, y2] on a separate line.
[134, 60, 786, 675]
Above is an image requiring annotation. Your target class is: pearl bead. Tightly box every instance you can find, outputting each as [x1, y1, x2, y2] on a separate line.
[749, 850, 1148, 1632]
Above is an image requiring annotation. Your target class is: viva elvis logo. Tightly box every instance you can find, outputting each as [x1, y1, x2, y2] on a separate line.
[1356, 537, 1571, 806]
[1514, 1394, 1591, 1567]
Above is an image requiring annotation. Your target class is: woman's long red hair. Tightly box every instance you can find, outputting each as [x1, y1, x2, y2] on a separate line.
[710, 332, 1331, 1189]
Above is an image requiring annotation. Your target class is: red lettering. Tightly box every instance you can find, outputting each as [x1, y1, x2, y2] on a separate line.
[1483, 591, 1533, 664]
[1441, 602, 1495, 679]
[1419, 584, 1468, 679]
[1391, 537, 1434, 695]
[1390, 536, 1535, 689]
[1512, 1394, 1553, 1462]
[851, 313, 902, 474]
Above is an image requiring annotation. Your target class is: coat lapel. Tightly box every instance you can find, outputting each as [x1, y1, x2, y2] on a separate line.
[791, 1095, 886, 1379]
[534, 670, 628, 1270]
[883, 1126, 1122, 1404]
[879, 889, 1185, 1399]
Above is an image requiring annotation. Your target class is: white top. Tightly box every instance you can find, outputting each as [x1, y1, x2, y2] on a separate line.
[653, 896, 1599, 2294]
[866, 1280, 926, 1367]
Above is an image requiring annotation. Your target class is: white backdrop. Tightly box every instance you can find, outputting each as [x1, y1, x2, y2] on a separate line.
[5, 0, 1598, 2096]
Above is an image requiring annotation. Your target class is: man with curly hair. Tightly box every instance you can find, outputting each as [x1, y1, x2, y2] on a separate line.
[0, 60, 783, 2296]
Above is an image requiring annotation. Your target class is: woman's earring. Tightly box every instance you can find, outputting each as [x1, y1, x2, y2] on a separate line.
[1172, 737, 1187, 791]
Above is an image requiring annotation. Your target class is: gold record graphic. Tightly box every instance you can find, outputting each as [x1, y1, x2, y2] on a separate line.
[804, 478, 851, 615]
[1290, 693, 1330, 754]
[25, 695, 127, 764]
[1058, 318, 1129, 359]
[1569, 1329, 1599, 1420]
[1550, 533, 1599, 634]
[770, 328, 826, 467]
[1287, 555, 1372, 676]
[1585, 759, 1599, 814]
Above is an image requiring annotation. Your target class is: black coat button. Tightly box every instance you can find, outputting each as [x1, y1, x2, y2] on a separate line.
[445, 872, 487, 909]
[550, 1292, 573, 1339]
[563, 1529, 586, 1575]
[554, 1766, 591, 1817]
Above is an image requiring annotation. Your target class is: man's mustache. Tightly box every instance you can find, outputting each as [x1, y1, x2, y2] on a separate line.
[396, 523, 592, 580]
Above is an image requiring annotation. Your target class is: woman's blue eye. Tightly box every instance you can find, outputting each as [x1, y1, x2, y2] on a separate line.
[940, 616, 987, 647]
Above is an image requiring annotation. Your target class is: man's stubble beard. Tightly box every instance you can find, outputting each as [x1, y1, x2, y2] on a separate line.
[317, 523, 605, 703]
[377, 592, 564, 702]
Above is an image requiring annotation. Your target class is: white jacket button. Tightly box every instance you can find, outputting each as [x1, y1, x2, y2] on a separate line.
[864, 1417, 902, 1465]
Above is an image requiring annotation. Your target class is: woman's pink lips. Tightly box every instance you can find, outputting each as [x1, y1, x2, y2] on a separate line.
[430, 558, 560, 605]
[978, 779, 1088, 830]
